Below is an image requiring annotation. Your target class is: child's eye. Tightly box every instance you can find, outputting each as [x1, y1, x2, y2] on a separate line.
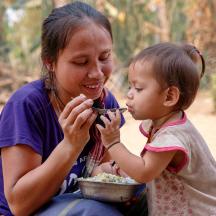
[135, 88, 143, 92]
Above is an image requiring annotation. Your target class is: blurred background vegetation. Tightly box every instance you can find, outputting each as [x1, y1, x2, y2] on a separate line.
[0, 0, 216, 111]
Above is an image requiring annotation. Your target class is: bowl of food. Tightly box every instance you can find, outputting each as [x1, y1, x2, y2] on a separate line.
[78, 173, 144, 202]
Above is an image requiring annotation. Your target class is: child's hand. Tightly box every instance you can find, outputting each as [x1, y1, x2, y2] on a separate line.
[91, 161, 120, 176]
[96, 110, 121, 148]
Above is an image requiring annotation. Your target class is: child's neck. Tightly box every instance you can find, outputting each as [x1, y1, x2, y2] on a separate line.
[152, 110, 182, 129]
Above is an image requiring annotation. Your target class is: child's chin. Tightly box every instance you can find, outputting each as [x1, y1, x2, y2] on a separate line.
[130, 112, 139, 120]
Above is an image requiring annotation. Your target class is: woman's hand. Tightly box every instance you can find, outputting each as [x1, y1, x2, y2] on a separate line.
[96, 110, 121, 148]
[59, 94, 97, 151]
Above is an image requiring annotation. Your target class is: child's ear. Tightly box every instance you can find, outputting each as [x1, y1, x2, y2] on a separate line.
[163, 86, 180, 107]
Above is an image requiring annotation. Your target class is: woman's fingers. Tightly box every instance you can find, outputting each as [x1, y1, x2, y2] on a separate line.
[59, 94, 88, 122]
[82, 112, 97, 131]
[62, 108, 97, 149]
[66, 99, 93, 124]
[74, 108, 97, 130]
[59, 95, 94, 126]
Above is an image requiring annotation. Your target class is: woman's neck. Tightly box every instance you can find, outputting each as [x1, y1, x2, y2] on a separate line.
[50, 90, 68, 117]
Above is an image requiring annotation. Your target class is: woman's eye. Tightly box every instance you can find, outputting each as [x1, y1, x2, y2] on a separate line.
[72, 59, 88, 66]
[100, 53, 111, 61]
[74, 61, 87, 66]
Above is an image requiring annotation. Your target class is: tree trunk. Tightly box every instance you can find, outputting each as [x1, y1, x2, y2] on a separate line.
[52, 0, 69, 8]
[156, 0, 170, 42]
[0, 3, 5, 43]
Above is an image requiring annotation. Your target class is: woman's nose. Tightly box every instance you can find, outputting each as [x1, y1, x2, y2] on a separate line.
[88, 64, 104, 79]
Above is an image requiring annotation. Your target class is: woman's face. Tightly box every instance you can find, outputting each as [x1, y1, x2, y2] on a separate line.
[53, 22, 113, 102]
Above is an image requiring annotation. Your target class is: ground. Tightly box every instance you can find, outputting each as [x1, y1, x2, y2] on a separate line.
[119, 91, 216, 159]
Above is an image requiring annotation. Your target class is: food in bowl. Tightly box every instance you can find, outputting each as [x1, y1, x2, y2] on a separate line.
[78, 173, 144, 202]
[80, 172, 137, 184]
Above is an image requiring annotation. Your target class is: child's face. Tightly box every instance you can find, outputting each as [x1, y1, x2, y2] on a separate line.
[126, 61, 168, 120]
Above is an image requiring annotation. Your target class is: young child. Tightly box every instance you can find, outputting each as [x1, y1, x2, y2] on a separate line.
[95, 42, 216, 215]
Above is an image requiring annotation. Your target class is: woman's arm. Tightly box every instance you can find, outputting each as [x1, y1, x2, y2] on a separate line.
[2, 142, 80, 216]
[2, 96, 97, 216]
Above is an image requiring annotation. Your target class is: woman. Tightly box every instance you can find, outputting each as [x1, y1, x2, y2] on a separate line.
[0, 2, 124, 215]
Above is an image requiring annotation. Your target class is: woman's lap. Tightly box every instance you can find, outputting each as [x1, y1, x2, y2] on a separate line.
[34, 192, 123, 216]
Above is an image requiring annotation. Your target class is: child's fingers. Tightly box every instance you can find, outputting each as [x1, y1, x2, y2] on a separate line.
[107, 110, 116, 120]
[96, 123, 104, 132]
[116, 109, 121, 120]
[100, 114, 111, 127]
[107, 110, 121, 128]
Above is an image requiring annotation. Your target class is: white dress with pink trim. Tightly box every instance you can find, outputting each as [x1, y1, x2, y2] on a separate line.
[139, 112, 216, 216]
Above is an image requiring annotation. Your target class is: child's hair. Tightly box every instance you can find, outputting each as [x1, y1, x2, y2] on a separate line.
[131, 42, 205, 110]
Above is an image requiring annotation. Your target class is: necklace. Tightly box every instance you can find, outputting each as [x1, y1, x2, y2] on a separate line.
[52, 90, 65, 117]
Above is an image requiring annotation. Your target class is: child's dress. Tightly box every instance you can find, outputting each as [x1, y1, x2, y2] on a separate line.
[139, 112, 216, 216]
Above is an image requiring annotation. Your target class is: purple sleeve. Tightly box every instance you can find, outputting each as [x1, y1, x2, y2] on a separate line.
[0, 96, 44, 155]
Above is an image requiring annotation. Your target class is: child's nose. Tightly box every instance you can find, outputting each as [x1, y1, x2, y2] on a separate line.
[127, 89, 133, 99]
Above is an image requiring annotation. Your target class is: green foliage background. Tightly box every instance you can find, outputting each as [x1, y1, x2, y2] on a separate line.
[0, 0, 216, 109]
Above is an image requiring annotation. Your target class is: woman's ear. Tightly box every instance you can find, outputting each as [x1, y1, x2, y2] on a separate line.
[43, 59, 54, 71]
[163, 86, 180, 107]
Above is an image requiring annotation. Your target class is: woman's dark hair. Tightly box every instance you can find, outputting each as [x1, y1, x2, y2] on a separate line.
[131, 42, 205, 110]
[41, 1, 112, 76]
[40, 2, 113, 169]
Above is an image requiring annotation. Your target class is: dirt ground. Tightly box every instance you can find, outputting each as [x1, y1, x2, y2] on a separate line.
[119, 91, 216, 159]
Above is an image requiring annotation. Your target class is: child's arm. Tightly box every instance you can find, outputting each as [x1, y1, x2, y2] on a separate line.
[96, 110, 177, 183]
[107, 143, 176, 182]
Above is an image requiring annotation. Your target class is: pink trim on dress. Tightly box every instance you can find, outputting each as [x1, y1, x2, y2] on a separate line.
[139, 112, 189, 173]
[145, 145, 189, 173]
[139, 123, 149, 137]
[139, 112, 187, 136]
[161, 111, 187, 128]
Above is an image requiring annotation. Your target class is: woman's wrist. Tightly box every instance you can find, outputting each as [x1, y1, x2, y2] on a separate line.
[61, 138, 84, 153]
[58, 139, 83, 162]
